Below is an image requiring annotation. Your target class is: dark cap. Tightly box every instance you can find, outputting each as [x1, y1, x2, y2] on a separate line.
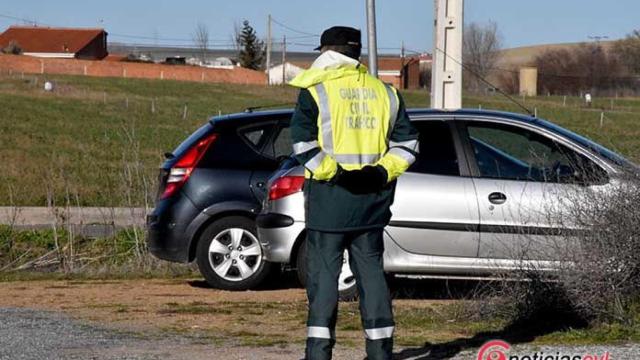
[315, 26, 362, 51]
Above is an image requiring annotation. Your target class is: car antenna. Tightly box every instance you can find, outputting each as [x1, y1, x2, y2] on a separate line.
[435, 47, 535, 117]
[244, 102, 296, 113]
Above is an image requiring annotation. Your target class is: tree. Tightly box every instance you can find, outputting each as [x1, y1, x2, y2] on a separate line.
[535, 44, 628, 96]
[614, 30, 640, 74]
[2, 40, 22, 55]
[463, 21, 502, 92]
[236, 20, 265, 70]
[192, 22, 209, 63]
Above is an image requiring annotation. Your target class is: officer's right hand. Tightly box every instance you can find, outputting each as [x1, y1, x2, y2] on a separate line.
[334, 165, 388, 194]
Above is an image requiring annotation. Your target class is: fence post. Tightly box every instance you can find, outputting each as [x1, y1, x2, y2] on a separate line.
[183, 103, 188, 120]
[600, 112, 604, 127]
[563, 95, 567, 107]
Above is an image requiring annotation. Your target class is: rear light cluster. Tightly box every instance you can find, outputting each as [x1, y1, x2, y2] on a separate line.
[268, 176, 305, 201]
[161, 133, 218, 199]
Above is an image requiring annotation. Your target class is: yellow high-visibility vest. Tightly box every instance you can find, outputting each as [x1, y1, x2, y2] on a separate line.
[290, 64, 416, 182]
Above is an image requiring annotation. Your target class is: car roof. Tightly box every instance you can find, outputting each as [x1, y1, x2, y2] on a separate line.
[209, 108, 537, 126]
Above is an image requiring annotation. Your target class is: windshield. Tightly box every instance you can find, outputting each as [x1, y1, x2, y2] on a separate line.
[535, 119, 632, 167]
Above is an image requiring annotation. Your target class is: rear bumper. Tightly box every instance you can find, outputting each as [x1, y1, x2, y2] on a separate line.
[146, 195, 200, 263]
[257, 214, 304, 264]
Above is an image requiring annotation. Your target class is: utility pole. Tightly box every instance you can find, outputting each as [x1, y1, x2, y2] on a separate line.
[282, 35, 287, 85]
[431, 0, 464, 110]
[401, 41, 405, 88]
[366, 0, 378, 77]
[266, 14, 272, 85]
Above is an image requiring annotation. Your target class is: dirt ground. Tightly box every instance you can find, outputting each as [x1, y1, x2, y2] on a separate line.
[0, 278, 476, 357]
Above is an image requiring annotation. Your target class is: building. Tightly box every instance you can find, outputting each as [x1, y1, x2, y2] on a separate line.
[267, 62, 304, 85]
[0, 26, 108, 60]
[373, 57, 421, 89]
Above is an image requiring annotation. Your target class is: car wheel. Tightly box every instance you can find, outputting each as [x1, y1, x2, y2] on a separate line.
[196, 216, 272, 290]
[296, 238, 359, 301]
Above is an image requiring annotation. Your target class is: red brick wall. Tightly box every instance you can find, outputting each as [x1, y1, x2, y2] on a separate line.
[0, 54, 266, 85]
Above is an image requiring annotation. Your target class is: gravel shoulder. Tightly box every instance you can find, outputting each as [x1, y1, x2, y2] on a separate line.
[0, 279, 637, 359]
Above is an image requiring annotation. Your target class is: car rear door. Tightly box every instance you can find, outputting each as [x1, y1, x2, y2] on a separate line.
[385, 118, 481, 257]
[247, 119, 292, 202]
[459, 119, 610, 260]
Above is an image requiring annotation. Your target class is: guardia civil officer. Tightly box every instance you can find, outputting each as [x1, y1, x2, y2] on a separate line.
[289, 26, 419, 360]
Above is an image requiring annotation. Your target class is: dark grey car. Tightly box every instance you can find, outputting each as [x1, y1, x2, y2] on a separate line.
[147, 110, 293, 290]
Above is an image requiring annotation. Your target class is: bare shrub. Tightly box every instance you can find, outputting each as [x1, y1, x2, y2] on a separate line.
[2, 40, 22, 55]
[192, 22, 210, 63]
[614, 30, 640, 75]
[487, 168, 640, 327]
[495, 67, 520, 95]
[535, 43, 632, 96]
[463, 21, 502, 92]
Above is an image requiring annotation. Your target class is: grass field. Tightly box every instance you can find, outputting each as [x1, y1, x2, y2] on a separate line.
[2, 72, 640, 206]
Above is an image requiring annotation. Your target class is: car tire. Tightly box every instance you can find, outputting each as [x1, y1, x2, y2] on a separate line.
[196, 216, 272, 291]
[296, 238, 359, 302]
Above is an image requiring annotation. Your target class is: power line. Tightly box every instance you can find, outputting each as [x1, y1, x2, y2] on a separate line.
[270, 17, 319, 37]
[435, 46, 535, 116]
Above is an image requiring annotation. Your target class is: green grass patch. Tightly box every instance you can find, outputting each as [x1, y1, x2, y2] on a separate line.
[0, 225, 197, 279]
[2, 73, 640, 206]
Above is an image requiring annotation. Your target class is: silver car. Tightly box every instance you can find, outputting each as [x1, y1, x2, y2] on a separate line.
[256, 109, 631, 298]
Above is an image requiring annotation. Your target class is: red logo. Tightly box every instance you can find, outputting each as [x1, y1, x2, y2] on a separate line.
[477, 340, 511, 360]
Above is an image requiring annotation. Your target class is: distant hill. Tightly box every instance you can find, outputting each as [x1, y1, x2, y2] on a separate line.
[497, 40, 616, 67]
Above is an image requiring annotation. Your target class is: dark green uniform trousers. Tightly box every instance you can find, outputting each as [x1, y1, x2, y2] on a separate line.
[305, 229, 394, 360]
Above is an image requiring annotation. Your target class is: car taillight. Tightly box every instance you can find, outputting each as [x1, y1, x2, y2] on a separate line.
[161, 133, 218, 199]
[268, 176, 305, 200]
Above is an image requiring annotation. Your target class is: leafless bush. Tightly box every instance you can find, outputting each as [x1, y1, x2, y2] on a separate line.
[495, 67, 520, 95]
[192, 22, 210, 62]
[463, 21, 502, 92]
[2, 40, 22, 55]
[486, 169, 640, 326]
[535, 43, 633, 96]
[613, 30, 640, 75]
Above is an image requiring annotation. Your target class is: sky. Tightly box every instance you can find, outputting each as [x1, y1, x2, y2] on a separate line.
[1, 0, 639, 55]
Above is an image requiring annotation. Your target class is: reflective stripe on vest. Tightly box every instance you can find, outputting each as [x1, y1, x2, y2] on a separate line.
[389, 139, 419, 153]
[315, 84, 334, 155]
[293, 140, 319, 155]
[312, 80, 398, 168]
[385, 84, 399, 141]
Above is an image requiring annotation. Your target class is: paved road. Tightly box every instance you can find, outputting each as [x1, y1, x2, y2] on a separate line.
[0, 307, 316, 360]
[0, 207, 147, 227]
[0, 207, 147, 237]
[1, 308, 638, 360]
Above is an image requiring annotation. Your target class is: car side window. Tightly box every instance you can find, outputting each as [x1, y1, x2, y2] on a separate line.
[466, 122, 607, 184]
[408, 120, 460, 176]
[238, 123, 274, 151]
[263, 126, 293, 159]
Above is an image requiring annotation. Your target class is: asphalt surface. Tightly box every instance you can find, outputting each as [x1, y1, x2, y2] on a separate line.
[0, 207, 147, 227]
[1, 307, 639, 360]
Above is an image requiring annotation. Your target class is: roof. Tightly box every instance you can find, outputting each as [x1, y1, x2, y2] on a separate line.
[0, 26, 106, 53]
[361, 56, 420, 71]
[215, 108, 536, 125]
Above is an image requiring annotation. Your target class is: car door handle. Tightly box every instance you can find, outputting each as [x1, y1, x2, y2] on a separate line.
[488, 192, 507, 205]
